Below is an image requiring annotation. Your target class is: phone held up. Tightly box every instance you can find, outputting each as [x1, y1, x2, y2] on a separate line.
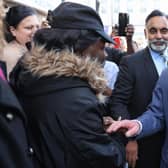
[118, 12, 129, 36]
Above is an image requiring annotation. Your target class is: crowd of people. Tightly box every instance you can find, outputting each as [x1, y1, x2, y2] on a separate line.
[0, 1, 168, 168]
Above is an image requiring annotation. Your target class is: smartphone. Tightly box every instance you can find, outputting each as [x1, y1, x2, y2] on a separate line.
[118, 13, 129, 36]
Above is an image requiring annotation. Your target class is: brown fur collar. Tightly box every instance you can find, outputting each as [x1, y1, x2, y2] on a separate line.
[21, 46, 108, 99]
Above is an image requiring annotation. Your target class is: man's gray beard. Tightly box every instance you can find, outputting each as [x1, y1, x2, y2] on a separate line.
[148, 39, 168, 53]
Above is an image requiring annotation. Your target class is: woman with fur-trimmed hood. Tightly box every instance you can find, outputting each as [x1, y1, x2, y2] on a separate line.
[10, 2, 127, 168]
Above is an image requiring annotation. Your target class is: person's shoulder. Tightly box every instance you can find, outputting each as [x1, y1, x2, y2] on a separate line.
[122, 47, 148, 62]
[104, 60, 119, 73]
[2, 42, 19, 55]
[105, 47, 126, 65]
[3, 41, 18, 49]
[2, 41, 27, 60]
[105, 60, 118, 68]
[105, 47, 123, 55]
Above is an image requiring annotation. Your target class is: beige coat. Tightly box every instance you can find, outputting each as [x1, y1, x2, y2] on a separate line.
[0, 41, 28, 78]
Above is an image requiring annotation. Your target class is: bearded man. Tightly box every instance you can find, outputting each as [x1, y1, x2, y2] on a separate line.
[108, 9, 168, 168]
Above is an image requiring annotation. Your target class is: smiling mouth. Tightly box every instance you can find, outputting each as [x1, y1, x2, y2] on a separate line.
[153, 41, 165, 46]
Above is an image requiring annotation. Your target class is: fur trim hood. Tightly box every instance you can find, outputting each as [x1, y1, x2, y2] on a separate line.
[21, 45, 108, 96]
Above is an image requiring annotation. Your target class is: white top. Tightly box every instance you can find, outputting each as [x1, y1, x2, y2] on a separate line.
[104, 60, 119, 89]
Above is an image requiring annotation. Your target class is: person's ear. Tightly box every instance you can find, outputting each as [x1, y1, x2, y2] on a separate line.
[9, 26, 16, 37]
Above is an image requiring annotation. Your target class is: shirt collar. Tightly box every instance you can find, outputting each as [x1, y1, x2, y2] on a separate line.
[149, 47, 168, 58]
[149, 48, 160, 60]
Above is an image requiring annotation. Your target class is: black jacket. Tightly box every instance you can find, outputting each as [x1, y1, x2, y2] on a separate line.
[105, 47, 127, 65]
[0, 77, 34, 168]
[10, 47, 126, 168]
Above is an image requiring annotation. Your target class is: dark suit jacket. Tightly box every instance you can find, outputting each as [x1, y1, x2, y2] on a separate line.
[109, 47, 164, 168]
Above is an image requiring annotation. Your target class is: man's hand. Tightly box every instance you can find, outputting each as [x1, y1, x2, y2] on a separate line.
[126, 140, 138, 168]
[106, 119, 141, 137]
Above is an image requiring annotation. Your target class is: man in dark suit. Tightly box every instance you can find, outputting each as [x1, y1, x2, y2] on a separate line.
[108, 10, 168, 168]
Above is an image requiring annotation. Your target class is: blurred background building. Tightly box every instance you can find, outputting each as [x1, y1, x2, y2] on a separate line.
[4, 0, 167, 49]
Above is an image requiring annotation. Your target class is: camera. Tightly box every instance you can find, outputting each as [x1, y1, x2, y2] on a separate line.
[118, 13, 129, 36]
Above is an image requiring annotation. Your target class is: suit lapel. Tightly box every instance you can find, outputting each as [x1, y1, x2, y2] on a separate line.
[143, 47, 159, 83]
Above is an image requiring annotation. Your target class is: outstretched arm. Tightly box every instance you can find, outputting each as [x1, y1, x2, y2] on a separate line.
[106, 69, 168, 138]
[106, 119, 141, 137]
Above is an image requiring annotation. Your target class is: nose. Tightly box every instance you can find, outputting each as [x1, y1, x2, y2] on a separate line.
[155, 31, 162, 39]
